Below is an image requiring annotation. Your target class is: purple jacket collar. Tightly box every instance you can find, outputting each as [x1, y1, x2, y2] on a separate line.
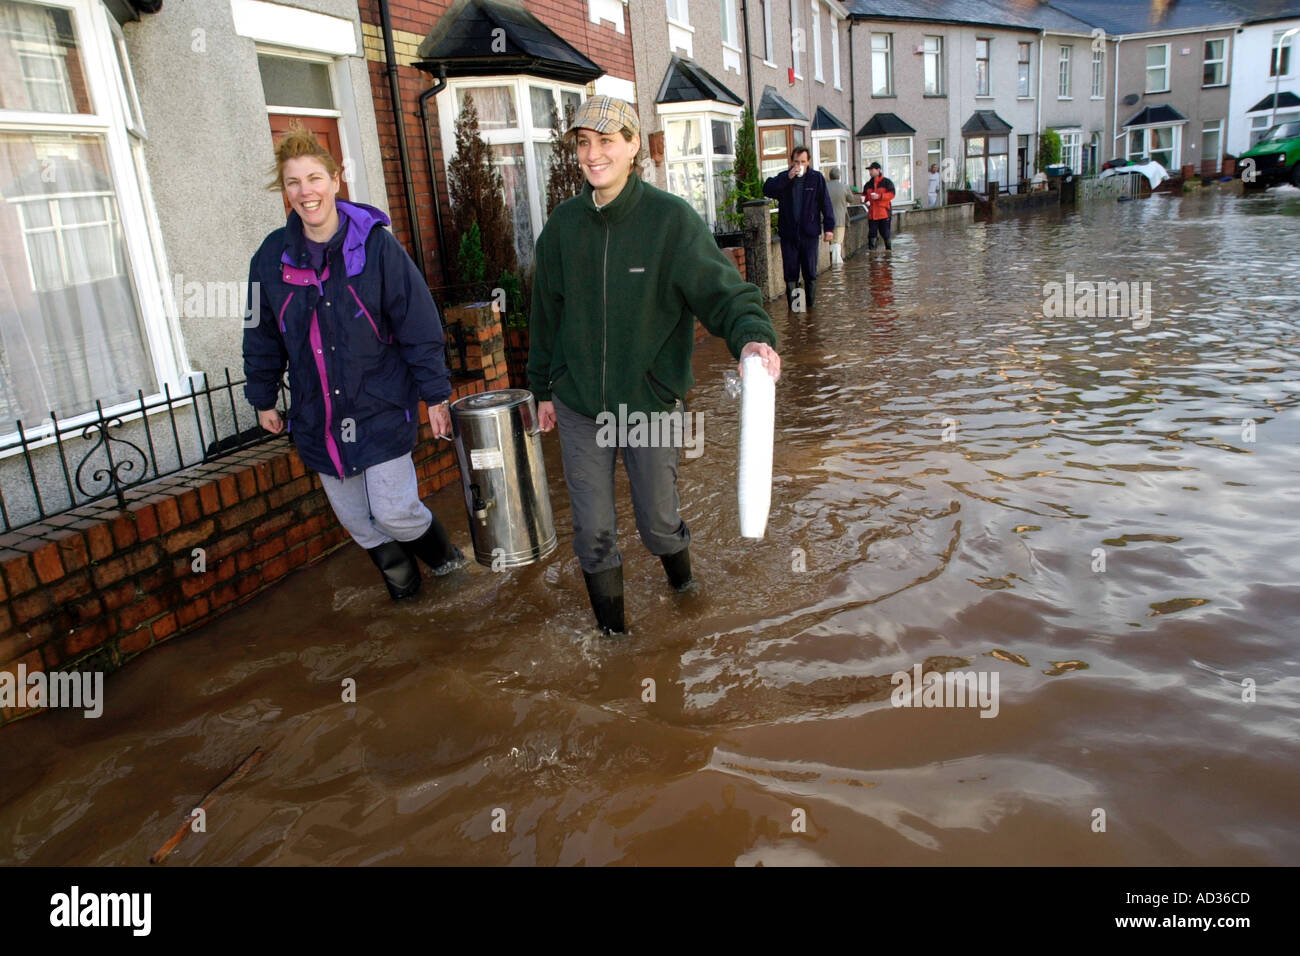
[280, 199, 391, 277]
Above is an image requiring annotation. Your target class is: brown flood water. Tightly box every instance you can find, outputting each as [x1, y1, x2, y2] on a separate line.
[3, 190, 1299, 866]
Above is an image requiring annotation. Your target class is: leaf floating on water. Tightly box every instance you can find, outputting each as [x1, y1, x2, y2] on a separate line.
[991, 649, 1031, 667]
[969, 574, 1019, 590]
[1102, 533, 1183, 547]
[1148, 597, 1210, 616]
[1043, 660, 1090, 676]
[1013, 525, 1041, 534]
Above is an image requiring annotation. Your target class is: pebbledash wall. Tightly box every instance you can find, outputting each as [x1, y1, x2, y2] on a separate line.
[0, 306, 510, 728]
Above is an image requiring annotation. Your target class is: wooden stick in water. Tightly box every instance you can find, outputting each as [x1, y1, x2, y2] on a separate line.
[149, 746, 265, 864]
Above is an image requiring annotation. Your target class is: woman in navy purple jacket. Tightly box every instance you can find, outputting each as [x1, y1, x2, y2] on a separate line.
[243, 130, 465, 600]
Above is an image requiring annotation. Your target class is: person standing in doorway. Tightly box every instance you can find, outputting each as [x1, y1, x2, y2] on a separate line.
[865, 161, 896, 250]
[825, 168, 857, 265]
[763, 146, 834, 308]
[529, 96, 781, 636]
[927, 163, 942, 208]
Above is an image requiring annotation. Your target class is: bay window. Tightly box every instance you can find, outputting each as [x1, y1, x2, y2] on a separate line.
[0, 0, 178, 438]
[964, 134, 1008, 193]
[662, 108, 738, 226]
[1127, 123, 1180, 169]
[443, 78, 584, 270]
[860, 135, 912, 203]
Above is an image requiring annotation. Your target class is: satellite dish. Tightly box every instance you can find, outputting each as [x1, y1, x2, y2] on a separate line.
[1123, 93, 1140, 106]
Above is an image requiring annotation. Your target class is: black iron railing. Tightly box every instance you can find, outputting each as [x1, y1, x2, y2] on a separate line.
[0, 370, 289, 533]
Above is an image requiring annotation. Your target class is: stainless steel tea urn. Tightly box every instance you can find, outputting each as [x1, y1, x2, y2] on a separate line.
[450, 389, 558, 568]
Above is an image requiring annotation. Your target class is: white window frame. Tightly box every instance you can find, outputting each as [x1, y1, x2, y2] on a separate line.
[1200, 119, 1222, 170]
[0, 0, 187, 446]
[1126, 122, 1182, 168]
[1091, 46, 1104, 98]
[256, 47, 374, 206]
[659, 102, 741, 226]
[859, 135, 913, 204]
[437, 76, 586, 254]
[666, 0, 689, 24]
[811, 129, 848, 182]
[1017, 41, 1032, 97]
[1058, 44, 1072, 99]
[831, 17, 841, 89]
[1202, 37, 1226, 87]
[871, 32, 892, 96]
[922, 35, 943, 96]
[719, 0, 737, 48]
[1145, 43, 1170, 93]
[762, 0, 774, 65]
[975, 37, 991, 97]
[1271, 30, 1294, 78]
[1057, 128, 1082, 173]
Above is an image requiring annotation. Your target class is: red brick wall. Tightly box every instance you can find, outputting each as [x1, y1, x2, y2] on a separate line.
[357, 0, 635, 289]
[0, 327, 510, 728]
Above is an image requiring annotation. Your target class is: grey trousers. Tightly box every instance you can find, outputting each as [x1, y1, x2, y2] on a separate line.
[553, 395, 690, 574]
[317, 453, 432, 549]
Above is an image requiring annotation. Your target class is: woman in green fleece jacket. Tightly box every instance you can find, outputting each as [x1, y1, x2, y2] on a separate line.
[528, 95, 782, 635]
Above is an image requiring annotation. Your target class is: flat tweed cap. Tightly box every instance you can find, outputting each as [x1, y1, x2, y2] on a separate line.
[564, 95, 639, 141]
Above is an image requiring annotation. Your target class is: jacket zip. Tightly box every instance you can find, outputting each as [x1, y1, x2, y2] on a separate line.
[601, 211, 610, 413]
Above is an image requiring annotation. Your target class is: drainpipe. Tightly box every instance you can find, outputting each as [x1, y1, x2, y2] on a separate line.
[1112, 36, 1123, 153]
[1036, 32, 1044, 174]
[849, 17, 856, 186]
[740, 0, 755, 112]
[378, 0, 425, 276]
[419, 64, 451, 288]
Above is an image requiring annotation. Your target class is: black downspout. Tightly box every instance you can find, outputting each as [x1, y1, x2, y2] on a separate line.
[378, 0, 425, 276]
[419, 65, 451, 288]
[848, 17, 856, 188]
[740, 0, 755, 113]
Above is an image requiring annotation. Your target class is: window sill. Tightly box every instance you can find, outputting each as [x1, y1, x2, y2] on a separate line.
[922, 93, 947, 99]
[1058, 96, 1073, 101]
[667, 18, 694, 33]
[975, 94, 994, 99]
[1090, 95, 1105, 100]
[871, 93, 896, 98]
[1201, 83, 1227, 89]
[1016, 95, 1034, 100]
[1145, 89, 1170, 95]
[763, 59, 779, 69]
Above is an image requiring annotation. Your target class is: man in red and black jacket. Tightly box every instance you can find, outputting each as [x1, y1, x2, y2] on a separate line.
[864, 161, 896, 251]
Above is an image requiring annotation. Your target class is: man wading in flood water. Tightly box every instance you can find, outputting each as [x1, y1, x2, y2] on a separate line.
[763, 146, 834, 309]
[528, 96, 781, 635]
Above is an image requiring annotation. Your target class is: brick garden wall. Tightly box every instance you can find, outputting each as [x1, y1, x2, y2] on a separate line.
[0, 307, 509, 728]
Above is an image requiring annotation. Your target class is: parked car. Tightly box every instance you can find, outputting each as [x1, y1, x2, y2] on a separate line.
[1238, 121, 1300, 189]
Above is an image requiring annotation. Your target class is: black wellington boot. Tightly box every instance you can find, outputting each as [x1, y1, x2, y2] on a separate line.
[805, 279, 817, 310]
[368, 540, 422, 601]
[660, 547, 693, 591]
[785, 281, 798, 309]
[582, 565, 626, 635]
[401, 518, 468, 576]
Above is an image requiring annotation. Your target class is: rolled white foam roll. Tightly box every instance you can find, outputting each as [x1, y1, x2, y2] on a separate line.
[738, 353, 775, 539]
